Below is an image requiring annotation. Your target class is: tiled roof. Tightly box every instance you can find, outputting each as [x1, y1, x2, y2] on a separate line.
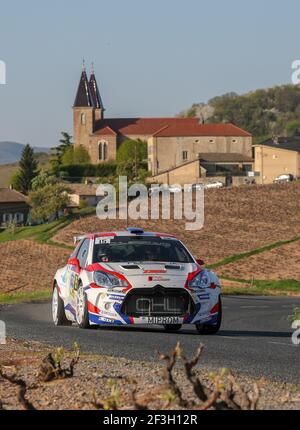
[89, 73, 104, 110]
[73, 71, 93, 108]
[0, 188, 28, 203]
[94, 118, 251, 138]
[96, 126, 117, 136]
[68, 184, 98, 196]
[154, 122, 252, 138]
[257, 136, 300, 152]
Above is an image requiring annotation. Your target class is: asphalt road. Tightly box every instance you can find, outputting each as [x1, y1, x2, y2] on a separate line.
[1, 296, 300, 384]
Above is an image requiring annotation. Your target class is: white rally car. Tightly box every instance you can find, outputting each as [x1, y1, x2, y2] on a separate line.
[52, 228, 222, 334]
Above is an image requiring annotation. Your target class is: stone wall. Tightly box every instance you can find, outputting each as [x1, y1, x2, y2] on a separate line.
[150, 135, 252, 175]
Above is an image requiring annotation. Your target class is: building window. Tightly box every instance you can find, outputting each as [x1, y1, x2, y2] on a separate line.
[182, 151, 188, 161]
[2, 213, 12, 223]
[209, 139, 215, 143]
[81, 113, 86, 125]
[98, 141, 108, 161]
[232, 139, 238, 143]
[15, 213, 24, 223]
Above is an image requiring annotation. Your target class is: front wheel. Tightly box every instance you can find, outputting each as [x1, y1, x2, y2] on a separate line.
[196, 297, 222, 335]
[76, 284, 90, 329]
[52, 285, 71, 326]
[164, 324, 182, 332]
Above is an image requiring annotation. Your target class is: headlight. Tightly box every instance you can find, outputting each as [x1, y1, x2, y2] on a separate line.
[188, 272, 210, 289]
[93, 271, 128, 289]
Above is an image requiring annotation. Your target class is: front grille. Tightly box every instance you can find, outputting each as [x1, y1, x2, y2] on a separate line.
[121, 286, 194, 317]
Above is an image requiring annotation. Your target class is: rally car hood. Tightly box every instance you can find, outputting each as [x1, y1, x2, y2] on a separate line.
[103, 261, 195, 276]
[98, 261, 197, 289]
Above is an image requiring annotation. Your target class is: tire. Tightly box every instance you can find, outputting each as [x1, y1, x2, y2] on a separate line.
[196, 297, 222, 335]
[164, 324, 182, 332]
[52, 285, 71, 326]
[76, 284, 90, 329]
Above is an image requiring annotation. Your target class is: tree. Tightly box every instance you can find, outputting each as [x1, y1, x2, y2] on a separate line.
[51, 132, 73, 172]
[116, 139, 148, 181]
[73, 145, 91, 164]
[61, 145, 91, 165]
[28, 183, 71, 222]
[31, 170, 59, 191]
[285, 120, 300, 137]
[117, 139, 147, 164]
[11, 144, 39, 195]
[181, 84, 300, 141]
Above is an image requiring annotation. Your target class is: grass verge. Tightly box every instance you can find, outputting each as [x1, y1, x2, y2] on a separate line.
[221, 277, 300, 296]
[0, 290, 52, 305]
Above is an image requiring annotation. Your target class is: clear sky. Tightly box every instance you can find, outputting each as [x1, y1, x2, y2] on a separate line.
[0, 0, 299, 148]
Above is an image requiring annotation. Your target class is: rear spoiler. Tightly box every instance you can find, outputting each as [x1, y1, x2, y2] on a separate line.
[73, 235, 88, 245]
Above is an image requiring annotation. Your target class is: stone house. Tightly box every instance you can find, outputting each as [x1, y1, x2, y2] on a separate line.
[254, 137, 300, 184]
[68, 184, 102, 208]
[0, 188, 30, 225]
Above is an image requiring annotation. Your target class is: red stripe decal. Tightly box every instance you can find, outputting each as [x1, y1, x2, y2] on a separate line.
[88, 302, 101, 315]
[210, 303, 220, 315]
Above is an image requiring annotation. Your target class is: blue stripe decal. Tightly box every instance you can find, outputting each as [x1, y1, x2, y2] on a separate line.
[88, 313, 123, 326]
[65, 303, 76, 317]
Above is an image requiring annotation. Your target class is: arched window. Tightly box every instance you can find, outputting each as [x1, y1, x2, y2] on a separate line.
[98, 142, 103, 160]
[81, 113, 86, 125]
[103, 143, 108, 161]
[98, 141, 108, 161]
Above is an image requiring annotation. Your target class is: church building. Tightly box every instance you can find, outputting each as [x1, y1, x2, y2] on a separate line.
[73, 67, 253, 183]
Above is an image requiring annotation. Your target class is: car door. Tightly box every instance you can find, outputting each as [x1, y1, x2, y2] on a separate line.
[68, 239, 90, 307]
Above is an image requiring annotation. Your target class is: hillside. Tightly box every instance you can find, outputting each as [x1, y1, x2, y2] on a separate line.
[0, 240, 69, 295]
[0, 152, 51, 187]
[0, 141, 51, 165]
[53, 183, 300, 265]
[179, 84, 300, 142]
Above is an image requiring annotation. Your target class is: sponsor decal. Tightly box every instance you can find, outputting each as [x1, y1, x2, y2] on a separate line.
[98, 316, 115, 324]
[95, 237, 113, 245]
[146, 317, 181, 325]
[108, 294, 125, 301]
[148, 276, 170, 282]
[144, 270, 167, 274]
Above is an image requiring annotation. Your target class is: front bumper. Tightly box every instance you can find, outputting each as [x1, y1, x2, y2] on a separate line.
[86, 285, 220, 326]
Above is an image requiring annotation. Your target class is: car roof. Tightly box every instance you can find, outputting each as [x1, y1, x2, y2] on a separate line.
[74, 229, 177, 244]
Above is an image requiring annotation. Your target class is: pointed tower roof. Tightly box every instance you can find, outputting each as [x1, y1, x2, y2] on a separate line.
[73, 67, 93, 108]
[89, 67, 105, 110]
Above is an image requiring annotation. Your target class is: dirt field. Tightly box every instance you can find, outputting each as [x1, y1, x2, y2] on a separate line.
[0, 241, 69, 294]
[218, 240, 300, 281]
[0, 164, 18, 188]
[53, 183, 300, 264]
[1, 339, 299, 410]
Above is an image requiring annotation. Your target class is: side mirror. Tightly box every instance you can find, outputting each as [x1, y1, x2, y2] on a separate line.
[196, 259, 205, 266]
[68, 257, 81, 271]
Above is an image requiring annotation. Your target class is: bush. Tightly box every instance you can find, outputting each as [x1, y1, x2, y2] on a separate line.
[116, 139, 147, 164]
[79, 199, 89, 209]
[28, 183, 71, 222]
[61, 145, 91, 165]
[58, 163, 117, 181]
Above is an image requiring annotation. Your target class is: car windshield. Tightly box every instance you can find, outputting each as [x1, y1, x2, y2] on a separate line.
[93, 236, 193, 263]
